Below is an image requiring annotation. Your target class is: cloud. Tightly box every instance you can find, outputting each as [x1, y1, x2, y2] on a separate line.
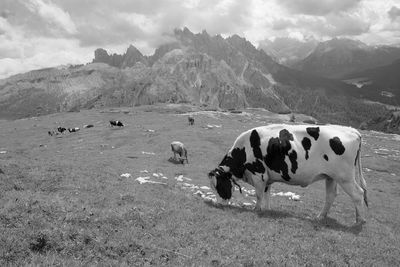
[279, 0, 361, 16]
[0, 9, 12, 19]
[0, 37, 93, 79]
[23, 0, 77, 34]
[272, 19, 294, 31]
[388, 6, 400, 21]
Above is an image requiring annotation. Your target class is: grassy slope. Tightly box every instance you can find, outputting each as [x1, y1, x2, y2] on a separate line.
[0, 105, 399, 266]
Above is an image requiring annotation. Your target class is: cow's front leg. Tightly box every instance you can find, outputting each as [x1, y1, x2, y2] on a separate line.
[254, 178, 266, 211]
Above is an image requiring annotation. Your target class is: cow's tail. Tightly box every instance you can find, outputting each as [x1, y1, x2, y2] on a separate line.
[356, 137, 368, 207]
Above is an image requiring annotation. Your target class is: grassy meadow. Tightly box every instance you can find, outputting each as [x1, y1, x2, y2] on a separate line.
[0, 104, 399, 266]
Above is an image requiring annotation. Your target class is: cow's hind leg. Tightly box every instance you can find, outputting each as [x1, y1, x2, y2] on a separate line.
[317, 177, 337, 219]
[338, 179, 366, 224]
[263, 185, 271, 210]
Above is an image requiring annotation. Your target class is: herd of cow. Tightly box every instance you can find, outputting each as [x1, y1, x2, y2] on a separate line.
[48, 120, 123, 136]
[47, 114, 369, 224]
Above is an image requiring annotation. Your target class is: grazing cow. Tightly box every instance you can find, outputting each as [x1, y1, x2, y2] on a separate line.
[171, 141, 189, 164]
[110, 120, 124, 127]
[48, 130, 57, 136]
[57, 127, 67, 133]
[208, 124, 368, 224]
[68, 127, 80, 133]
[188, 115, 194, 125]
[83, 124, 94, 128]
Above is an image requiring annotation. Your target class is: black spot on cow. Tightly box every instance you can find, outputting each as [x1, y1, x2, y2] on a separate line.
[246, 130, 266, 174]
[329, 137, 345, 155]
[264, 185, 269, 192]
[264, 129, 296, 181]
[219, 147, 247, 178]
[301, 137, 311, 160]
[250, 130, 263, 159]
[323, 154, 329, 161]
[245, 160, 265, 175]
[306, 127, 320, 141]
[289, 150, 298, 174]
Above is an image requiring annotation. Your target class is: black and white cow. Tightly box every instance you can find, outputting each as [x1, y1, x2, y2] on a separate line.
[208, 124, 368, 224]
[83, 124, 94, 128]
[188, 115, 194, 125]
[171, 141, 189, 164]
[110, 120, 124, 127]
[68, 127, 80, 133]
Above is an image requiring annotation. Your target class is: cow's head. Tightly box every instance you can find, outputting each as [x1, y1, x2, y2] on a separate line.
[208, 167, 234, 201]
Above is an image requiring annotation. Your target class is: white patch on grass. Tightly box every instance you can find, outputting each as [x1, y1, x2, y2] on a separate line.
[135, 176, 167, 185]
[272, 191, 300, 201]
[120, 173, 131, 178]
[142, 151, 155, 155]
[0, 151, 7, 154]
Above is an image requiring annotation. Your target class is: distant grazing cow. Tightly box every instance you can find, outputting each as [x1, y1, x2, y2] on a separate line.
[57, 127, 67, 133]
[68, 127, 80, 133]
[83, 124, 94, 128]
[110, 120, 124, 127]
[171, 141, 188, 164]
[48, 130, 57, 136]
[188, 115, 194, 125]
[208, 124, 368, 224]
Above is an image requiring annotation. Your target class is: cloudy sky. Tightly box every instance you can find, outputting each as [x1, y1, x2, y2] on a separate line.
[1, 0, 400, 79]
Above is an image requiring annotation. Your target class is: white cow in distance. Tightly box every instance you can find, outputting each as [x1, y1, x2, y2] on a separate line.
[171, 141, 188, 164]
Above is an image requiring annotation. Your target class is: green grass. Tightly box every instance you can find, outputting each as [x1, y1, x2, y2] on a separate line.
[0, 104, 399, 266]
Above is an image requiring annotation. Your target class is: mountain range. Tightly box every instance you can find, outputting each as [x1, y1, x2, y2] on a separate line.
[0, 27, 398, 132]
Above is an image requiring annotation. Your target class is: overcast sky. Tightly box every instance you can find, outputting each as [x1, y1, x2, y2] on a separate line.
[1, 0, 400, 79]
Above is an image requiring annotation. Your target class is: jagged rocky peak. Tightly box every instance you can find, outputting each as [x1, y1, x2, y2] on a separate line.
[93, 48, 110, 63]
[92, 48, 123, 68]
[121, 44, 147, 68]
[92, 45, 147, 68]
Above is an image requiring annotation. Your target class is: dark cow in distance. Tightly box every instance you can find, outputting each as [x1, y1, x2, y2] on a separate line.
[57, 127, 67, 133]
[83, 124, 94, 128]
[208, 124, 368, 224]
[188, 115, 194, 125]
[48, 130, 57, 136]
[110, 120, 124, 127]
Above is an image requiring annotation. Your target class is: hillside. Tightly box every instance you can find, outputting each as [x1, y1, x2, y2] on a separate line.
[0, 105, 399, 266]
[343, 59, 400, 106]
[294, 38, 400, 79]
[0, 28, 390, 129]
